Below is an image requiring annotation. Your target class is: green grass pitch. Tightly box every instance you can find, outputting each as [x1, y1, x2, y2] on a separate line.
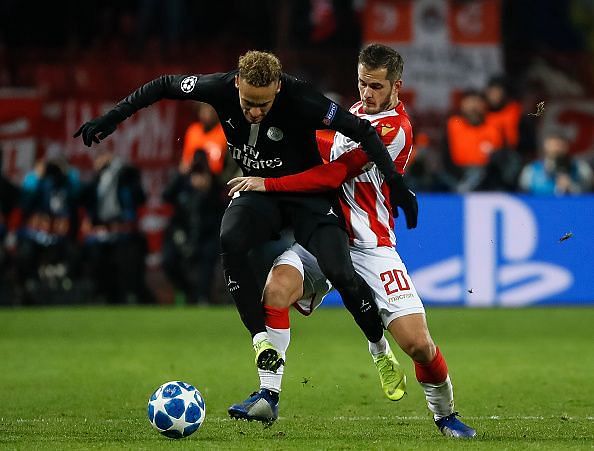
[1, 306, 593, 450]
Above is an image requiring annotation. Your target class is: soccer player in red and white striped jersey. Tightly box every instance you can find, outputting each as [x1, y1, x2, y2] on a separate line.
[325, 100, 412, 248]
[227, 44, 475, 438]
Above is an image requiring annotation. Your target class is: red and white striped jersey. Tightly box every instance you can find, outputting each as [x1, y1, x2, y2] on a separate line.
[331, 101, 413, 248]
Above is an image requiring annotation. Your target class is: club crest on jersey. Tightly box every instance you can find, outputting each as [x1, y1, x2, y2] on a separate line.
[380, 123, 396, 137]
[180, 76, 197, 93]
[266, 127, 284, 142]
[322, 102, 338, 126]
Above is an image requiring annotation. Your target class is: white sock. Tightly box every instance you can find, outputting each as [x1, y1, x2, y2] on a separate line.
[420, 375, 455, 420]
[258, 326, 290, 393]
[368, 335, 389, 357]
[252, 331, 269, 346]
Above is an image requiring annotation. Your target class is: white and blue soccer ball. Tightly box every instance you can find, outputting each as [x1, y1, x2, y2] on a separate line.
[147, 381, 206, 439]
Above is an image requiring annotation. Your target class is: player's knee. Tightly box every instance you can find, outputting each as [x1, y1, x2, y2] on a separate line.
[219, 227, 250, 253]
[318, 264, 353, 290]
[263, 267, 303, 309]
[264, 284, 294, 309]
[402, 337, 436, 363]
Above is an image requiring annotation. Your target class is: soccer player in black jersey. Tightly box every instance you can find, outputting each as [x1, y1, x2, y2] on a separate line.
[74, 51, 417, 373]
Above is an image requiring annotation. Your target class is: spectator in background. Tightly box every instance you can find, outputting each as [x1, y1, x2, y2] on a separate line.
[161, 151, 225, 304]
[15, 157, 80, 304]
[474, 146, 523, 192]
[484, 76, 523, 150]
[519, 131, 593, 195]
[406, 132, 457, 192]
[0, 146, 19, 248]
[444, 90, 506, 192]
[515, 80, 543, 161]
[81, 149, 151, 304]
[0, 147, 20, 302]
[181, 102, 227, 177]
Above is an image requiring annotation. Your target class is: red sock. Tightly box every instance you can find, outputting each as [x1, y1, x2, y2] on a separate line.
[414, 346, 448, 384]
[264, 305, 290, 329]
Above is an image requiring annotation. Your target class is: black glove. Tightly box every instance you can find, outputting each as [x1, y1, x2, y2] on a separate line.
[73, 110, 123, 147]
[388, 174, 418, 229]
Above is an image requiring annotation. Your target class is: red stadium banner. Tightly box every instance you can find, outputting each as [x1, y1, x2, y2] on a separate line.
[0, 91, 42, 183]
[1, 93, 189, 265]
[42, 99, 185, 265]
[35, 98, 188, 201]
[363, 0, 413, 42]
[448, 0, 500, 44]
[51, 100, 178, 169]
[363, 0, 503, 113]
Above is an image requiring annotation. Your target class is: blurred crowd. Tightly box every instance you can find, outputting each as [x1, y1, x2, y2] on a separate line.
[407, 76, 593, 194]
[0, 0, 593, 305]
[1, 89, 592, 306]
[0, 134, 229, 306]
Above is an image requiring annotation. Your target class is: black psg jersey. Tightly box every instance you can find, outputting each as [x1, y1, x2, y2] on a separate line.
[113, 71, 397, 179]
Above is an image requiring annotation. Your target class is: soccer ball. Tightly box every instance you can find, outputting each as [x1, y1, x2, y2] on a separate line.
[147, 381, 206, 439]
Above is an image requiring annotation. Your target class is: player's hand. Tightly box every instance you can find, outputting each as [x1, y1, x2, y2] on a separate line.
[73, 111, 122, 147]
[227, 176, 266, 196]
[388, 174, 418, 229]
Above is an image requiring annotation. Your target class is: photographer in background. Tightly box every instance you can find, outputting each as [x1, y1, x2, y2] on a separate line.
[80, 149, 151, 304]
[0, 146, 20, 302]
[161, 151, 225, 304]
[15, 157, 81, 304]
[519, 131, 593, 195]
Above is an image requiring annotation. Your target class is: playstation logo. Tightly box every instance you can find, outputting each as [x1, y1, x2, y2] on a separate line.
[411, 194, 573, 306]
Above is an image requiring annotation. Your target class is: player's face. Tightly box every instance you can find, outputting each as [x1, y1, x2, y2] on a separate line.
[357, 64, 400, 115]
[236, 76, 281, 124]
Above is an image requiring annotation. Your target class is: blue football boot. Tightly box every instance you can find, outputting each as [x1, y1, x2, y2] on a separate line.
[228, 389, 279, 425]
[435, 412, 476, 438]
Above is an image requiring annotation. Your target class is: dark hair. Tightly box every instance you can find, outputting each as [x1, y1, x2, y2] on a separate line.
[461, 89, 486, 100]
[358, 44, 404, 81]
[190, 150, 210, 175]
[487, 75, 517, 99]
[45, 161, 68, 186]
[487, 75, 509, 90]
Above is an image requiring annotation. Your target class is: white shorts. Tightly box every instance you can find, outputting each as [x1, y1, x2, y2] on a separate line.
[273, 244, 333, 316]
[273, 243, 425, 327]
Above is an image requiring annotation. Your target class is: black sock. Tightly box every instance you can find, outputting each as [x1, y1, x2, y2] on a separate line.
[337, 273, 384, 343]
[304, 225, 384, 343]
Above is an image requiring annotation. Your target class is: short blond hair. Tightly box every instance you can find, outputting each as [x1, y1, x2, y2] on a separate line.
[238, 51, 282, 87]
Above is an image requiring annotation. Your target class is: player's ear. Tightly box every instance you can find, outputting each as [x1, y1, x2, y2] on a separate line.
[276, 80, 281, 94]
[234, 75, 240, 89]
[393, 79, 402, 95]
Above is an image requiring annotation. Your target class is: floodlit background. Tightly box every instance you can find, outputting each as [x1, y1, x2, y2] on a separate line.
[1, 0, 592, 307]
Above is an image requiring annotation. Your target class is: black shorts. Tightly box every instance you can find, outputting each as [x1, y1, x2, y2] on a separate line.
[227, 191, 344, 246]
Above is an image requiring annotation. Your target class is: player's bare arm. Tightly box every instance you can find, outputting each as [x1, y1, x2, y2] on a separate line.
[227, 176, 266, 196]
[227, 149, 368, 196]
